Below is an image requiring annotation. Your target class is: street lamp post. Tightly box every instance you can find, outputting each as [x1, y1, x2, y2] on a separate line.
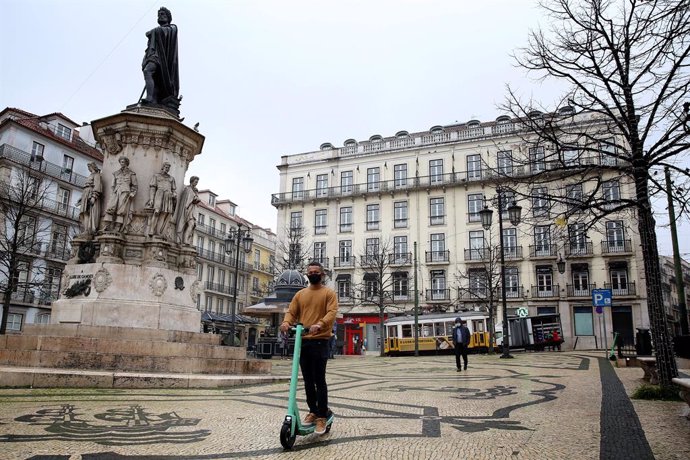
[225, 223, 254, 346]
[479, 189, 522, 359]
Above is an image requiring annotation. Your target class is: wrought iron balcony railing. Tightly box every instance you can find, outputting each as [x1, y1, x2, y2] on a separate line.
[601, 239, 632, 254]
[564, 242, 594, 257]
[333, 256, 356, 268]
[566, 284, 596, 297]
[604, 282, 637, 296]
[529, 244, 558, 258]
[425, 289, 451, 301]
[0, 143, 88, 188]
[425, 250, 450, 263]
[531, 284, 560, 299]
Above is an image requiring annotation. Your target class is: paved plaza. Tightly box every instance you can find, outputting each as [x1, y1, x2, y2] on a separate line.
[0, 352, 688, 460]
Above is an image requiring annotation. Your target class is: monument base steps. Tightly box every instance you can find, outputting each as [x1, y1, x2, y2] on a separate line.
[0, 324, 273, 386]
[0, 366, 288, 389]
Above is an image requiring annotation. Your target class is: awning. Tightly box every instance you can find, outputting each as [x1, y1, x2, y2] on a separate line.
[343, 305, 380, 315]
[335, 274, 351, 281]
[242, 301, 290, 317]
[363, 273, 378, 281]
[201, 311, 259, 324]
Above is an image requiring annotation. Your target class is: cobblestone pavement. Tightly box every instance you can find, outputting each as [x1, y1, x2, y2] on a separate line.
[0, 352, 688, 460]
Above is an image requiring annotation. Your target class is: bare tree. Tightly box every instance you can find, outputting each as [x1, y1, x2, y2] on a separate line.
[273, 225, 313, 273]
[0, 168, 54, 334]
[503, 0, 690, 387]
[353, 237, 409, 357]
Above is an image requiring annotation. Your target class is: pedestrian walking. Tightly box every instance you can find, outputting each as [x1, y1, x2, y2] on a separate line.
[279, 329, 290, 359]
[452, 318, 470, 371]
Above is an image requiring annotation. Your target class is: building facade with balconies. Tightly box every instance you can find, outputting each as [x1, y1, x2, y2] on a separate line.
[193, 190, 276, 344]
[271, 111, 648, 351]
[659, 255, 690, 336]
[0, 107, 103, 332]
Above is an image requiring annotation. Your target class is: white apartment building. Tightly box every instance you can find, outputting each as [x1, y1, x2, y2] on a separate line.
[194, 190, 277, 345]
[0, 107, 103, 331]
[272, 111, 648, 351]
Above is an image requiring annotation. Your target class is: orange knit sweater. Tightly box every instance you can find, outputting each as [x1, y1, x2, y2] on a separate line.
[283, 285, 338, 340]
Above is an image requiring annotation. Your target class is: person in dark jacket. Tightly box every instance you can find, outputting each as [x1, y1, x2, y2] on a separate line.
[452, 318, 471, 371]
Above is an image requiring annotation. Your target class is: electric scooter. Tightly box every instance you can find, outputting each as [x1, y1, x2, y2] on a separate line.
[280, 324, 334, 449]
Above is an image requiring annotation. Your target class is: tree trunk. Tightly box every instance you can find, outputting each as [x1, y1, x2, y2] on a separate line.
[487, 301, 496, 354]
[379, 304, 385, 357]
[0, 288, 12, 335]
[633, 166, 678, 387]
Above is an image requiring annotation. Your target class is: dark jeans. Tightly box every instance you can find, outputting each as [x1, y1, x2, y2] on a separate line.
[300, 339, 329, 418]
[455, 344, 468, 369]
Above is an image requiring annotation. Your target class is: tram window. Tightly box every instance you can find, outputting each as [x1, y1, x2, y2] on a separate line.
[402, 325, 412, 337]
[422, 325, 433, 337]
[473, 320, 485, 332]
[387, 326, 397, 338]
[434, 323, 444, 336]
[445, 321, 453, 335]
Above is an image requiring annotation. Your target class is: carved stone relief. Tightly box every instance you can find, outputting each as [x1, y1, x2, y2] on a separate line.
[152, 247, 166, 262]
[125, 249, 143, 259]
[102, 131, 122, 155]
[61, 272, 70, 294]
[149, 273, 168, 297]
[128, 216, 148, 235]
[93, 268, 113, 293]
[100, 243, 122, 259]
[190, 280, 200, 302]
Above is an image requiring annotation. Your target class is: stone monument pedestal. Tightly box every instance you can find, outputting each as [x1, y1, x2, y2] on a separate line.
[0, 106, 278, 388]
[51, 106, 204, 333]
[52, 263, 200, 333]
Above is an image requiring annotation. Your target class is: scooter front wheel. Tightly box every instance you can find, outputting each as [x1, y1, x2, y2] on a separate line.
[280, 421, 296, 449]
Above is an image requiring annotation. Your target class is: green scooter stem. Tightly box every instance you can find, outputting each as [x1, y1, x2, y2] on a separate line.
[286, 324, 304, 434]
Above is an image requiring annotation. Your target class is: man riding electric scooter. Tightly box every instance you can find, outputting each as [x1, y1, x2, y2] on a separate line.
[280, 261, 338, 436]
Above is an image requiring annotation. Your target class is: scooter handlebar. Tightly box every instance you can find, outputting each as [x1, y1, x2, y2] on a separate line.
[290, 324, 318, 337]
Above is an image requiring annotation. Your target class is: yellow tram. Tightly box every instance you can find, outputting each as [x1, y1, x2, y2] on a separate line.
[383, 311, 493, 355]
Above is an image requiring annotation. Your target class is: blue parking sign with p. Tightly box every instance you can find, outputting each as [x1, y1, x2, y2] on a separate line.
[592, 289, 612, 307]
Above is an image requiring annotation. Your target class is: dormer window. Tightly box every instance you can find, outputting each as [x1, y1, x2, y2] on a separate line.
[558, 106, 575, 115]
[369, 135, 383, 143]
[320, 142, 334, 150]
[395, 131, 409, 138]
[496, 115, 511, 124]
[430, 126, 444, 134]
[56, 123, 72, 141]
[343, 139, 357, 155]
[467, 120, 481, 128]
[208, 195, 216, 207]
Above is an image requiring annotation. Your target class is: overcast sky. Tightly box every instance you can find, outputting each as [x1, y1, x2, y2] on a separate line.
[2, 0, 688, 257]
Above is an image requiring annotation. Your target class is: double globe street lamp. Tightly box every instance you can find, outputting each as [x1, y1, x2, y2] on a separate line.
[225, 223, 254, 346]
[479, 190, 522, 359]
